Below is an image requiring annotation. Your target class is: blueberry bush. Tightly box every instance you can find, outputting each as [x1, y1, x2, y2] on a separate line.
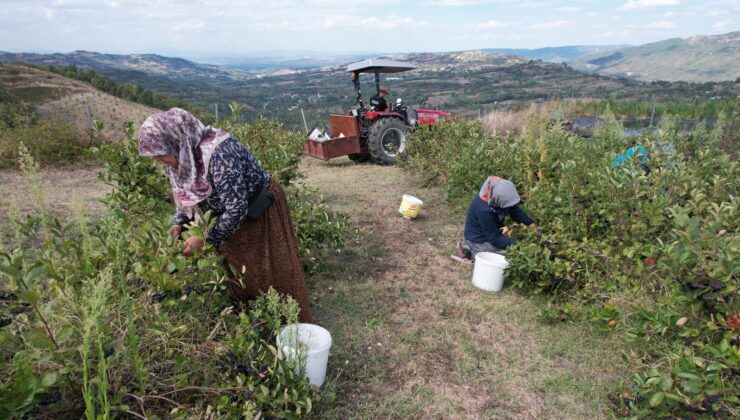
[401, 107, 739, 418]
[0, 118, 348, 417]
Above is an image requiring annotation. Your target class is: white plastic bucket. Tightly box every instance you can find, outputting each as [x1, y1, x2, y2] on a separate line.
[277, 323, 332, 387]
[472, 252, 510, 292]
[398, 194, 424, 219]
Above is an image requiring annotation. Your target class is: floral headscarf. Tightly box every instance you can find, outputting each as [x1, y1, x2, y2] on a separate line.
[478, 176, 521, 208]
[138, 108, 231, 218]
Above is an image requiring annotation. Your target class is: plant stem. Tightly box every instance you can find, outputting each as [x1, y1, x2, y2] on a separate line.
[33, 304, 60, 350]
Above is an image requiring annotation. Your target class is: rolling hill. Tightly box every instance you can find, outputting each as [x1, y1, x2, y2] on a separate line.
[0, 50, 249, 83]
[482, 45, 628, 63]
[570, 31, 740, 82]
[3, 46, 737, 131]
[0, 63, 159, 139]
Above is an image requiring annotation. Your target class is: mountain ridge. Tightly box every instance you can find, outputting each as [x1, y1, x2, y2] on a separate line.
[569, 31, 740, 82]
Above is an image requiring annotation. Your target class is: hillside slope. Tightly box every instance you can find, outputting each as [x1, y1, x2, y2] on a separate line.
[0, 63, 159, 139]
[570, 31, 740, 82]
[0, 50, 249, 83]
[483, 45, 628, 63]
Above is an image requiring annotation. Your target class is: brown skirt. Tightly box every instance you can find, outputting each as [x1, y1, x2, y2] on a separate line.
[220, 180, 312, 323]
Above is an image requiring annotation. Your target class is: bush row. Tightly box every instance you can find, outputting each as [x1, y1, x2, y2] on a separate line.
[401, 107, 738, 417]
[0, 119, 348, 417]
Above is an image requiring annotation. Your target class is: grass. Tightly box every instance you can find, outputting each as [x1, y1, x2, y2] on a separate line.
[9, 86, 66, 103]
[301, 157, 630, 418]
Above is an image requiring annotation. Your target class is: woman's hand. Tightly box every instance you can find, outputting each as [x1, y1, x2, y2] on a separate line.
[183, 236, 204, 256]
[170, 225, 183, 239]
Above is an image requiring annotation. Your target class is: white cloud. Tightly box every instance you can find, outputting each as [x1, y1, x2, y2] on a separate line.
[645, 20, 676, 28]
[467, 20, 512, 29]
[713, 18, 734, 29]
[557, 7, 581, 12]
[531, 20, 572, 29]
[427, 0, 516, 5]
[322, 14, 427, 30]
[619, 0, 680, 11]
[171, 20, 205, 35]
[704, 10, 729, 16]
[43, 7, 55, 20]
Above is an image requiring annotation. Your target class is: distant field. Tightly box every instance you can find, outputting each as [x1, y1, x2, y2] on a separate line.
[0, 64, 159, 140]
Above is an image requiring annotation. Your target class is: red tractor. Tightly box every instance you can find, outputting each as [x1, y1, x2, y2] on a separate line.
[303, 59, 450, 165]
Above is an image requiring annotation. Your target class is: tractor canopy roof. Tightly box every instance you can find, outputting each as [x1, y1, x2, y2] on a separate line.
[346, 58, 417, 74]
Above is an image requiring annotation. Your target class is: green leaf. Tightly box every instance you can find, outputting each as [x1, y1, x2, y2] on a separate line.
[41, 371, 58, 387]
[0, 264, 22, 280]
[660, 374, 673, 391]
[677, 372, 701, 380]
[649, 391, 664, 407]
[24, 262, 45, 285]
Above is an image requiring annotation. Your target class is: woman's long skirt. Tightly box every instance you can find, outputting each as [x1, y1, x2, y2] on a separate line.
[220, 180, 312, 322]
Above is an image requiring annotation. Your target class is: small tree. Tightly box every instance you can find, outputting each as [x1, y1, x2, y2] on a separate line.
[228, 101, 245, 122]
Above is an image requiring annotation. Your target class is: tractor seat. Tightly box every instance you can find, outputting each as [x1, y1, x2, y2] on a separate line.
[369, 95, 388, 112]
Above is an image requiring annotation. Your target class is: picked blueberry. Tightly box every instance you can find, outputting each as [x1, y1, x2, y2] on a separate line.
[38, 391, 62, 406]
[701, 293, 717, 303]
[10, 307, 24, 316]
[0, 290, 17, 301]
[708, 281, 725, 291]
[151, 291, 168, 302]
[104, 346, 115, 358]
[687, 281, 706, 290]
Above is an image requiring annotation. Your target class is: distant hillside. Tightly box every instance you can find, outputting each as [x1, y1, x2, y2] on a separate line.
[482, 45, 628, 63]
[0, 63, 159, 139]
[0, 50, 251, 84]
[570, 31, 740, 82]
[219, 50, 738, 128]
[3, 49, 737, 131]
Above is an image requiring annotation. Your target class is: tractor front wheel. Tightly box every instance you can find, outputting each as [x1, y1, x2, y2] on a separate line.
[367, 118, 409, 165]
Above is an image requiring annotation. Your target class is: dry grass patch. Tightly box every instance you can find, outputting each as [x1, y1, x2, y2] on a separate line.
[0, 166, 108, 244]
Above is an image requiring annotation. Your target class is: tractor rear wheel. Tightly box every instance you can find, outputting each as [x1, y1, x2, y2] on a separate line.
[367, 118, 409, 165]
[348, 153, 371, 163]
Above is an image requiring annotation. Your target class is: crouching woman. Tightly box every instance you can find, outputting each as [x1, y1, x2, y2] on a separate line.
[138, 108, 311, 322]
[459, 176, 536, 261]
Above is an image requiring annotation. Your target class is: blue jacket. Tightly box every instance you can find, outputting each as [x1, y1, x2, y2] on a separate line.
[464, 196, 534, 249]
[612, 145, 648, 168]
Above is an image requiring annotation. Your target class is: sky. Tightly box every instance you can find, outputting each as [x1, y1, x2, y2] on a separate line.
[0, 0, 738, 57]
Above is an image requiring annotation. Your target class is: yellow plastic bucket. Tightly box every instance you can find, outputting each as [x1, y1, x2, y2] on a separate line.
[399, 194, 424, 219]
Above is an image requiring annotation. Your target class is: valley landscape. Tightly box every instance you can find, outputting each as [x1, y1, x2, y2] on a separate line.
[0, 3, 738, 418]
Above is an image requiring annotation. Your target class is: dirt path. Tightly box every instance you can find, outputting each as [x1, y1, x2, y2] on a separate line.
[302, 158, 627, 419]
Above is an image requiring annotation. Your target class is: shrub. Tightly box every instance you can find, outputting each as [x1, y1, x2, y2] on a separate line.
[0, 120, 99, 169]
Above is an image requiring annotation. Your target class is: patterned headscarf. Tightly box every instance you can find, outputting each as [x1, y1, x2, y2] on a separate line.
[478, 176, 521, 208]
[138, 108, 231, 218]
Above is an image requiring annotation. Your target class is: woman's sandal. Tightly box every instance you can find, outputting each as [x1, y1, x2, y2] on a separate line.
[450, 255, 473, 265]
